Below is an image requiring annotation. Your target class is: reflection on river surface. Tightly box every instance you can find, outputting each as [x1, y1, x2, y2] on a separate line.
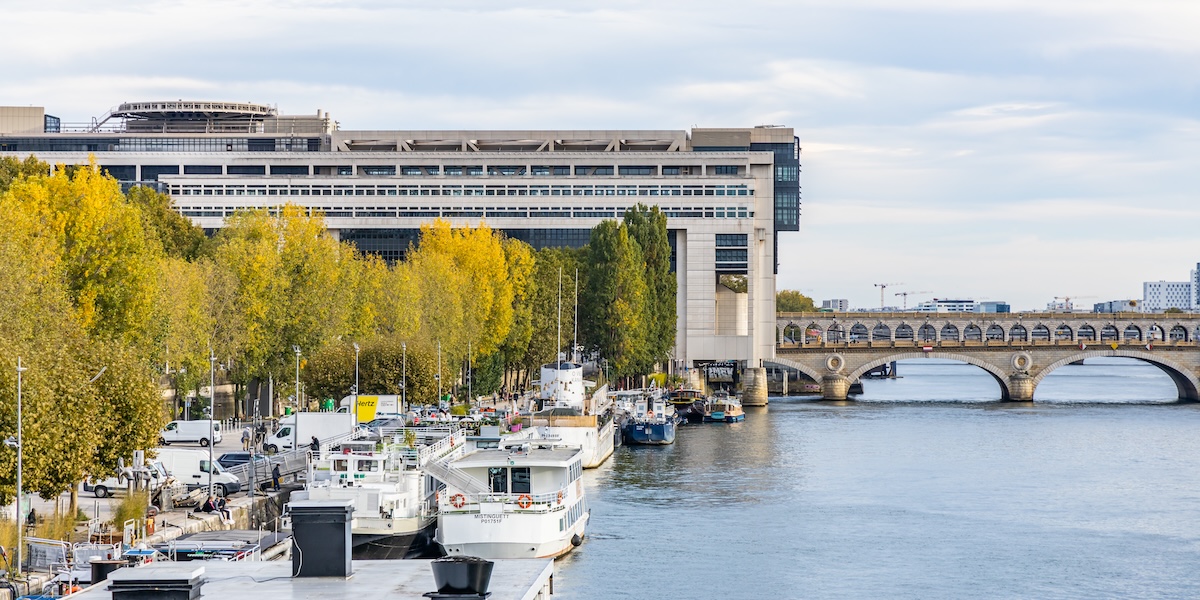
[554, 359, 1200, 599]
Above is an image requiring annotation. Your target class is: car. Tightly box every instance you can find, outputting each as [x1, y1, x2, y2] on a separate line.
[363, 418, 407, 441]
[216, 452, 268, 469]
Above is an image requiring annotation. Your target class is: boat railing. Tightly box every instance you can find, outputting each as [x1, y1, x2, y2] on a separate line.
[444, 489, 571, 512]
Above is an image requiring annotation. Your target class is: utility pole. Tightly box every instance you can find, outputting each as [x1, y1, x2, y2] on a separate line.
[15, 356, 27, 576]
[293, 345, 300, 455]
[208, 350, 216, 498]
[401, 342, 407, 416]
[874, 282, 904, 310]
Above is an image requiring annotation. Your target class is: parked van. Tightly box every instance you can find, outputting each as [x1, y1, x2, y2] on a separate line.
[155, 447, 242, 496]
[159, 419, 222, 447]
[82, 461, 170, 498]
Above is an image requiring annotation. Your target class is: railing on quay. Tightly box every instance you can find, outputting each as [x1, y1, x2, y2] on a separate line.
[442, 489, 570, 513]
[779, 339, 1199, 350]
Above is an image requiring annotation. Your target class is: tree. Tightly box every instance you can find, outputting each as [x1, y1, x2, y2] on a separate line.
[0, 155, 50, 194]
[581, 221, 650, 377]
[126, 185, 208, 261]
[1164, 307, 1185, 314]
[624, 204, 676, 367]
[777, 290, 816, 313]
[519, 248, 580, 377]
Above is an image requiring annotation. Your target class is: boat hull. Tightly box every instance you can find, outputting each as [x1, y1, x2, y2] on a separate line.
[438, 511, 588, 560]
[621, 421, 676, 445]
[669, 400, 706, 424]
[703, 413, 745, 423]
[352, 519, 438, 559]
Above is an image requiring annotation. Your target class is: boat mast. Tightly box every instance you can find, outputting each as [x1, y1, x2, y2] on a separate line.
[573, 268, 579, 363]
[557, 266, 562, 363]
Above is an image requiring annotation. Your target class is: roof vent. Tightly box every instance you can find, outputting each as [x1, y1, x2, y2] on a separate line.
[288, 499, 355, 577]
[108, 564, 204, 600]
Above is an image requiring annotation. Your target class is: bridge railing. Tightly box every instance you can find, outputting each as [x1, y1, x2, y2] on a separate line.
[779, 339, 1198, 350]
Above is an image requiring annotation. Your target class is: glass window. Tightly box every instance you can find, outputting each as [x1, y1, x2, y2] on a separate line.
[489, 467, 508, 493]
[511, 467, 531, 494]
[713, 165, 739, 175]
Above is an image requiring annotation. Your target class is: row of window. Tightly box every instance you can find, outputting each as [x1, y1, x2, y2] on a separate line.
[96, 163, 747, 180]
[169, 183, 755, 198]
[177, 204, 753, 220]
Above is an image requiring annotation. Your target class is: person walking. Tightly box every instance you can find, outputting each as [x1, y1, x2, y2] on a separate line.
[271, 463, 282, 492]
[241, 426, 252, 451]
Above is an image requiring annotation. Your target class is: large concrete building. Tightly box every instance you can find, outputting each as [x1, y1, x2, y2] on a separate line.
[0, 101, 800, 381]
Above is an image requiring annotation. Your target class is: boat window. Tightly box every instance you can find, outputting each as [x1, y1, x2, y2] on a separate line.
[511, 467, 531, 494]
[489, 467, 508, 493]
[357, 460, 379, 472]
[334, 459, 349, 472]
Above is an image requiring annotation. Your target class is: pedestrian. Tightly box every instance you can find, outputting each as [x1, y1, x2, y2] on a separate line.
[309, 436, 320, 452]
[241, 426, 252, 451]
[215, 496, 231, 523]
[271, 463, 282, 492]
[202, 495, 217, 514]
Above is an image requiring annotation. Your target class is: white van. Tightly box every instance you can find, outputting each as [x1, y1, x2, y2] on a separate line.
[159, 419, 223, 447]
[155, 447, 242, 496]
[82, 461, 170, 498]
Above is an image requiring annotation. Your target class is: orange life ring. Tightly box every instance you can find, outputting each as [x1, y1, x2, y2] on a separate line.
[517, 494, 533, 509]
[451, 493, 466, 509]
[647, 410, 654, 418]
[556, 491, 563, 505]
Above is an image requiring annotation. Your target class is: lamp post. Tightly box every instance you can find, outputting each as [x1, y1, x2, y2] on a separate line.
[401, 342, 407, 416]
[14, 356, 27, 576]
[436, 341, 442, 405]
[352, 342, 360, 425]
[208, 350, 216, 498]
[293, 345, 301, 453]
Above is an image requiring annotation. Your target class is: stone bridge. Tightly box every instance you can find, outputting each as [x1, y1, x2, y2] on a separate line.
[773, 312, 1200, 401]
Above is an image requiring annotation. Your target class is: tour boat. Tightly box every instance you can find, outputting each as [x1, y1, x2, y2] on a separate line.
[527, 360, 615, 468]
[435, 440, 589, 559]
[703, 390, 746, 423]
[298, 428, 466, 559]
[668, 388, 708, 424]
[619, 389, 677, 445]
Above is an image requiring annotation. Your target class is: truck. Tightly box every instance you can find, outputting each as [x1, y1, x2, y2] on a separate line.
[263, 411, 357, 453]
[337, 395, 404, 423]
[155, 447, 243, 497]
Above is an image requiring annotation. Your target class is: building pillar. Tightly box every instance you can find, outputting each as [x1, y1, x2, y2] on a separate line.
[742, 367, 769, 406]
[821, 374, 851, 401]
[1007, 373, 1035, 401]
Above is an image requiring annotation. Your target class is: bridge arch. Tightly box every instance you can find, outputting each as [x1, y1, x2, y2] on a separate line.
[1032, 351, 1200, 402]
[940, 323, 960, 341]
[964, 324, 982, 341]
[1032, 324, 1051, 341]
[1010, 324, 1028, 342]
[1100, 324, 1119, 342]
[1123, 324, 1142, 341]
[895, 323, 914, 341]
[846, 352, 1015, 401]
[918, 323, 937, 342]
[767, 357, 826, 387]
[872, 322, 891, 341]
[1055, 324, 1073, 341]
[1169, 325, 1188, 342]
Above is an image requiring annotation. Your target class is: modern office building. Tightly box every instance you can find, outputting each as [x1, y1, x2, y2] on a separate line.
[821, 299, 848, 312]
[0, 101, 801, 373]
[913, 299, 978, 313]
[976, 301, 1011, 314]
[1142, 280, 1192, 313]
[1093, 299, 1138, 313]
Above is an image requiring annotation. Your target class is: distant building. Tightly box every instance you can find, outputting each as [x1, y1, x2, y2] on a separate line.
[1193, 264, 1200, 309]
[1143, 281, 1192, 313]
[821, 299, 848, 312]
[1094, 299, 1139, 313]
[976, 301, 1011, 314]
[914, 299, 977, 313]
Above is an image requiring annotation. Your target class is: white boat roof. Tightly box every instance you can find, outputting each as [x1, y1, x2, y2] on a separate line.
[452, 445, 581, 468]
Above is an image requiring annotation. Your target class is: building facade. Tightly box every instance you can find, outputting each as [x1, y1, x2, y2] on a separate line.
[1094, 299, 1139, 313]
[0, 101, 800, 371]
[1142, 281, 1192, 313]
[914, 299, 978, 313]
[821, 299, 849, 312]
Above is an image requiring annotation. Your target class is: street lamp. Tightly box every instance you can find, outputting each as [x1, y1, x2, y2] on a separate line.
[352, 342, 360, 424]
[401, 342, 407, 416]
[436, 341, 442, 405]
[14, 356, 27, 576]
[208, 350, 216, 498]
[293, 345, 301, 454]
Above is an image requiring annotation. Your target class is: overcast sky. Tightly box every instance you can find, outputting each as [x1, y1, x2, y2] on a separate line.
[3, 0, 1198, 310]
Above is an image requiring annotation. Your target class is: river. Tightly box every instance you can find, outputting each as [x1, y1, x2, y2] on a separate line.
[554, 358, 1200, 599]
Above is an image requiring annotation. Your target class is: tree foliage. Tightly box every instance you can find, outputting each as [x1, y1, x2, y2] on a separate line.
[582, 221, 650, 377]
[777, 290, 816, 313]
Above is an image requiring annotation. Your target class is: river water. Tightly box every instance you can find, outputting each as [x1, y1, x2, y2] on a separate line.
[554, 358, 1200, 599]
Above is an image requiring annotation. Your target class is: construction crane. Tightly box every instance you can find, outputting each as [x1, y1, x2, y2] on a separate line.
[1052, 295, 1096, 311]
[873, 283, 904, 309]
[894, 290, 932, 310]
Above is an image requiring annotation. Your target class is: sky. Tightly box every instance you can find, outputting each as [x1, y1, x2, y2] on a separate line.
[2, 0, 1198, 311]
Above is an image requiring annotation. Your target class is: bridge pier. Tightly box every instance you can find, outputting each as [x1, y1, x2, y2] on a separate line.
[821, 374, 852, 401]
[1006, 373, 1035, 402]
[742, 367, 769, 406]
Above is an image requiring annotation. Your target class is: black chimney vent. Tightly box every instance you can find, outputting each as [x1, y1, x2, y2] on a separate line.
[108, 564, 205, 600]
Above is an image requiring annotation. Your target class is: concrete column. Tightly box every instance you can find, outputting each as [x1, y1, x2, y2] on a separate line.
[821, 374, 851, 401]
[1007, 373, 1035, 401]
[742, 367, 769, 406]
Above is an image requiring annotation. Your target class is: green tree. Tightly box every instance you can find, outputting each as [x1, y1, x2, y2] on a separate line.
[777, 290, 816, 312]
[623, 204, 676, 367]
[126, 185, 208, 261]
[582, 221, 650, 377]
[520, 248, 580, 375]
[0, 155, 49, 194]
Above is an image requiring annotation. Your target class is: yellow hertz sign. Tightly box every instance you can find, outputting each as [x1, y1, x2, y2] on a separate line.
[355, 396, 380, 423]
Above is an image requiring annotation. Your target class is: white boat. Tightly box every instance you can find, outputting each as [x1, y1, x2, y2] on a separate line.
[299, 428, 466, 559]
[528, 360, 615, 468]
[435, 440, 588, 559]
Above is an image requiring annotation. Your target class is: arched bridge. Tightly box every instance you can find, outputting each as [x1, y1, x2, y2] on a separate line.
[774, 312, 1200, 401]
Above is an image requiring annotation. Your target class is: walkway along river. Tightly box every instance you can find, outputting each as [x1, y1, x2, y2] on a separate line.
[553, 358, 1200, 599]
